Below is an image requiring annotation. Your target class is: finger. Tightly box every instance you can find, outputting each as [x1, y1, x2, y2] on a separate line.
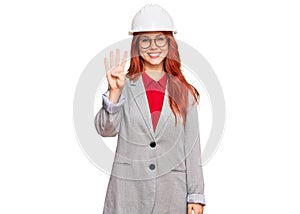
[114, 66, 124, 74]
[121, 50, 128, 67]
[110, 51, 114, 69]
[111, 72, 118, 77]
[120, 75, 125, 83]
[187, 204, 192, 214]
[115, 48, 120, 66]
[104, 57, 109, 74]
[199, 206, 204, 214]
[195, 205, 203, 214]
[111, 70, 124, 78]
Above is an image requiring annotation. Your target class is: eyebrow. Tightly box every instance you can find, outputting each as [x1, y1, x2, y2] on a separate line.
[139, 34, 164, 38]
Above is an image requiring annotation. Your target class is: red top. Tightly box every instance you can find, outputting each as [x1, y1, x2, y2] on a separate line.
[142, 71, 167, 132]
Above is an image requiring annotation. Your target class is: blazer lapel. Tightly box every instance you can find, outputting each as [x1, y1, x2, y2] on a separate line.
[129, 74, 156, 139]
[128, 73, 172, 140]
[154, 78, 172, 137]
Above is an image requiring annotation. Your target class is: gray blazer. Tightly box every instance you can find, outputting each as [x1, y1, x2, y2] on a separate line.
[95, 73, 205, 214]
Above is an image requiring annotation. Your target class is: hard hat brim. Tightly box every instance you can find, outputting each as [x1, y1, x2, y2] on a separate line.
[128, 29, 177, 35]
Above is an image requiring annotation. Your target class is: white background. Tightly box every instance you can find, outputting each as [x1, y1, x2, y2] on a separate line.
[1, 0, 299, 213]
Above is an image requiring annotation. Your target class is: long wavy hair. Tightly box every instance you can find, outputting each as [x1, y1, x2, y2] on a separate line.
[126, 31, 199, 127]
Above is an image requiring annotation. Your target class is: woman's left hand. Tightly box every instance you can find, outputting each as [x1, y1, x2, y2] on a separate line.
[188, 203, 204, 214]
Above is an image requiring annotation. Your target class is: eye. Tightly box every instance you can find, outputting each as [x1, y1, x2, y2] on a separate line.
[141, 39, 150, 43]
[140, 37, 150, 42]
[157, 37, 165, 41]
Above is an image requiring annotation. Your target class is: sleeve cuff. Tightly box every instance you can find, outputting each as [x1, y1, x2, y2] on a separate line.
[187, 193, 206, 206]
[102, 90, 125, 113]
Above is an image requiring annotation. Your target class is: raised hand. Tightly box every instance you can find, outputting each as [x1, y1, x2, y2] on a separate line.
[104, 48, 128, 91]
[104, 48, 128, 104]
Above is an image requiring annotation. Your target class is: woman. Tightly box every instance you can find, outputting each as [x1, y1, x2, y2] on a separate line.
[95, 4, 205, 214]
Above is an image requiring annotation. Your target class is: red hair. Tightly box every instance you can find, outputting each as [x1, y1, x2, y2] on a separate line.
[127, 31, 199, 126]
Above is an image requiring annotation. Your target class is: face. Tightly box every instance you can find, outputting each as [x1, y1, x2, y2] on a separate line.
[137, 32, 169, 68]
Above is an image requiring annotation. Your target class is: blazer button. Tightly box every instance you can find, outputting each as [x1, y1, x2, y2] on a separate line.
[149, 164, 155, 170]
[150, 141, 156, 148]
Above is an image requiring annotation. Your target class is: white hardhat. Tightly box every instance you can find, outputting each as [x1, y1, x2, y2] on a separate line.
[129, 4, 177, 35]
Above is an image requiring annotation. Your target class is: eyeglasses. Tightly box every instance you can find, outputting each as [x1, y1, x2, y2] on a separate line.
[138, 35, 168, 49]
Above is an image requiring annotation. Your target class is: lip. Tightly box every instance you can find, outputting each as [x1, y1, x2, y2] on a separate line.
[147, 52, 161, 59]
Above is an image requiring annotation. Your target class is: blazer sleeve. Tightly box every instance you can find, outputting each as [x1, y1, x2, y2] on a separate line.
[184, 92, 206, 206]
[94, 89, 125, 137]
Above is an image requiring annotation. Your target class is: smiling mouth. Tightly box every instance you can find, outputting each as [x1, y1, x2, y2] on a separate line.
[148, 52, 161, 59]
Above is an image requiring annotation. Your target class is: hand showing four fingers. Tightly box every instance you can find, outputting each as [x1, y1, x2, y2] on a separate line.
[104, 48, 128, 104]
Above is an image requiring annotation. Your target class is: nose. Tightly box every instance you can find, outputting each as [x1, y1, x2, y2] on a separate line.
[149, 39, 158, 49]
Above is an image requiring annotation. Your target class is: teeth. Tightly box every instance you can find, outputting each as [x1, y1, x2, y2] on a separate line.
[149, 53, 160, 57]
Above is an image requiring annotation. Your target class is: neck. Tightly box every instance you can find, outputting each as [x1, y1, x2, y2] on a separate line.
[144, 61, 165, 80]
[144, 61, 164, 72]
[144, 70, 165, 81]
